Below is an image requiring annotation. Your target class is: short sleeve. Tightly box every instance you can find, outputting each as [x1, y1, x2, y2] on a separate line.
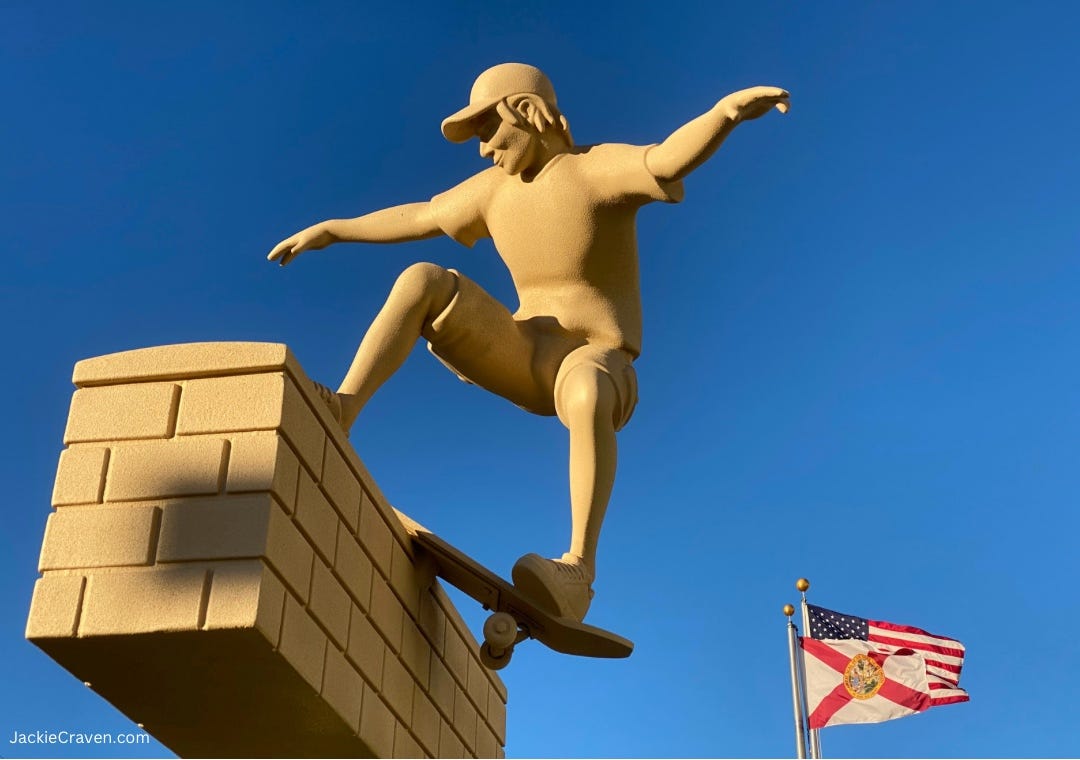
[642, 145, 686, 204]
[429, 169, 497, 248]
[584, 143, 685, 205]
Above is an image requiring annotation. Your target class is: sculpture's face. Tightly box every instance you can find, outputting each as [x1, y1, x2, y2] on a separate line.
[475, 109, 539, 176]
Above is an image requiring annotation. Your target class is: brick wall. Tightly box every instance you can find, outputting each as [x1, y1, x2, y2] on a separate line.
[27, 342, 507, 758]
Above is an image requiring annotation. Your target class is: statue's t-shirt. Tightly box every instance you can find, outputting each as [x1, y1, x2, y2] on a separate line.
[429, 143, 682, 357]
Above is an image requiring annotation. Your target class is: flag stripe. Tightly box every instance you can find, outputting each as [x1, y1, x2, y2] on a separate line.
[864, 630, 967, 660]
[869, 632, 966, 659]
[928, 687, 969, 704]
[925, 658, 963, 674]
[931, 693, 971, 706]
[928, 673, 959, 687]
[871, 619, 965, 646]
[927, 667, 960, 685]
[868, 639, 972, 660]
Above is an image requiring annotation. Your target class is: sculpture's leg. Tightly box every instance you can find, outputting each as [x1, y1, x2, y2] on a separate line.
[336, 263, 456, 429]
[511, 363, 617, 621]
[559, 365, 619, 575]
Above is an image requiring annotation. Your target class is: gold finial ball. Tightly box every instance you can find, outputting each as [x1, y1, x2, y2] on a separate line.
[796, 578, 810, 592]
[783, 604, 795, 617]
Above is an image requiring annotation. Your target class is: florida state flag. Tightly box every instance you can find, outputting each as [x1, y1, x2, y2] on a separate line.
[801, 637, 931, 728]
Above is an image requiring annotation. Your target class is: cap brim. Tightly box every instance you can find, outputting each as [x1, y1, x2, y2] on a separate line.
[440, 97, 500, 143]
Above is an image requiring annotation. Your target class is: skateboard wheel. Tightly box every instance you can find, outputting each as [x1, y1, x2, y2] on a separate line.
[480, 642, 513, 670]
[483, 612, 518, 650]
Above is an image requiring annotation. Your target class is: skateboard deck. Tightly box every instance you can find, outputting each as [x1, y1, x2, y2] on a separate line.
[397, 513, 633, 669]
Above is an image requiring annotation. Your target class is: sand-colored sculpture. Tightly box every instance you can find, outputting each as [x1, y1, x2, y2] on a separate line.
[269, 63, 788, 623]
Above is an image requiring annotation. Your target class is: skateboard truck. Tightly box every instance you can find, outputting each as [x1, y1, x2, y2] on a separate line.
[480, 612, 528, 669]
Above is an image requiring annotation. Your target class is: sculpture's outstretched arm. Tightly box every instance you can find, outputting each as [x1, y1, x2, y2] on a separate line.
[645, 86, 789, 183]
[267, 201, 443, 266]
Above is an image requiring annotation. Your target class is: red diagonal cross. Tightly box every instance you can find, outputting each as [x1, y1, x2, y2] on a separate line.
[802, 638, 931, 728]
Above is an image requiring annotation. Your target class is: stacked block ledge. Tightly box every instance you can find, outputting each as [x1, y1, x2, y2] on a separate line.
[28, 342, 507, 759]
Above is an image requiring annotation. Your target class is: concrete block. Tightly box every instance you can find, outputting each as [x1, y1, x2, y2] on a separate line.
[401, 617, 431, 688]
[444, 623, 470, 688]
[105, 437, 227, 502]
[156, 494, 272, 562]
[310, 559, 350, 649]
[227, 432, 300, 512]
[359, 494, 394, 576]
[52, 447, 109, 506]
[369, 577, 404, 654]
[467, 657, 489, 719]
[439, 719, 466, 760]
[296, 471, 339, 565]
[381, 652, 415, 724]
[428, 656, 456, 722]
[176, 373, 286, 435]
[281, 378, 325, 477]
[412, 690, 441, 758]
[322, 442, 361, 532]
[389, 540, 423, 618]
[80, 566, 210, 635]
[489, 663, 508, 705]
[265, 507, 314, 603]
[203, 560, 285, 645]
[25, 575, 86, 639]
[279, 594, 327, 693]
[64, 383, 179, 443]
[417, 590, 447, 658]
[39, 505, 161, 571]
[360, 684, 397, 759]
[454, 684, 479, 753]
[476, 727, 499, 759]
[335, 530, 373, 612]
[72, 342, 298, 386]
[394, 723, 423, 760]
[487, 695, 507, 745]
[346, 607, 386, 689]
[322, 646, 364, 732]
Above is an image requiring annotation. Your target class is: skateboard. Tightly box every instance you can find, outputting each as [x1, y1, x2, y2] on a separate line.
[397, 514, 634, 670]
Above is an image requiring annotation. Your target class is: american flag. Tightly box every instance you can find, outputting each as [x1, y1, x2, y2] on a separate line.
[807, 604, 969, 707]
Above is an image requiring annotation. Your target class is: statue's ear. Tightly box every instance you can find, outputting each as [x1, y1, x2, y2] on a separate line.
[507, 94, 548, 132]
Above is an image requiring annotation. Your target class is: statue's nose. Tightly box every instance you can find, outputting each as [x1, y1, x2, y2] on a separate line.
[479, 141, 494, 159]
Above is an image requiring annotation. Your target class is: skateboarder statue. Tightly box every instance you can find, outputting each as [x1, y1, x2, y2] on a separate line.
[268, 63, 788, 623]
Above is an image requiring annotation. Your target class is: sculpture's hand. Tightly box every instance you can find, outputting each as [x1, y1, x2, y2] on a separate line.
[720, 86, 790, 121]
[267, 222, 336, 266]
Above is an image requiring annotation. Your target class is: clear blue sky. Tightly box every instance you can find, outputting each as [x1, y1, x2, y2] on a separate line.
[3, 1, 1078, 757]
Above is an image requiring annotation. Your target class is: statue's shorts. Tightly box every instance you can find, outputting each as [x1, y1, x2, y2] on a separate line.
[423, 269, 638, 431]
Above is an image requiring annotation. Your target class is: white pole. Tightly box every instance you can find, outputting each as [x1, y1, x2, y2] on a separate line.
[785, 604, 808, 759]
[798, 579, 822, 759]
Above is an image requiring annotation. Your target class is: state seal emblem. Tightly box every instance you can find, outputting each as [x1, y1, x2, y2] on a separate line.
[843, 653, 884, 699]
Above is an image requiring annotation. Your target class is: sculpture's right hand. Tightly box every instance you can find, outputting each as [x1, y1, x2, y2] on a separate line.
[267, 222, 335, 266]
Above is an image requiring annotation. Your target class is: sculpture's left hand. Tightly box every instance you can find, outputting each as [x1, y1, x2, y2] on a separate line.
[721, 86, 790, 121]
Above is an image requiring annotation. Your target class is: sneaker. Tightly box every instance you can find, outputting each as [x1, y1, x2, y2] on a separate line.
[312, 381, 344, 427]
[512, 553, 595, 622]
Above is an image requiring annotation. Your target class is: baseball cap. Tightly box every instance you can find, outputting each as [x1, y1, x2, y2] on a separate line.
[441, 63, 557, 143]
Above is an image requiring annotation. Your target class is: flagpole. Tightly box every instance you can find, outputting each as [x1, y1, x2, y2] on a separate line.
[798, 578, 823, 759]
[784, 604, 808, 759]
